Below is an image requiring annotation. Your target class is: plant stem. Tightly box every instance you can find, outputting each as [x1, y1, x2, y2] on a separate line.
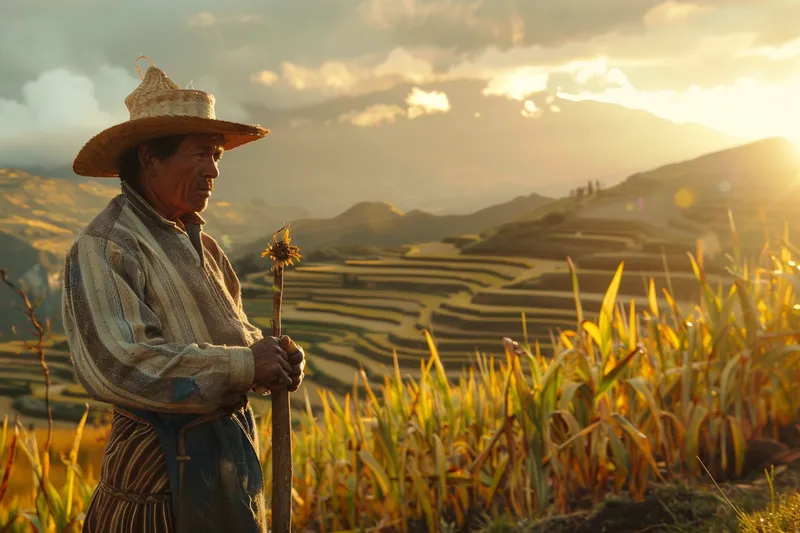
[271, 263, 293, 532]
[0, 270, 52, 459]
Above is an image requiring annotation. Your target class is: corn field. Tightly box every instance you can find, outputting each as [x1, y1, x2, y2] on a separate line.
[2, 227, 800, 532]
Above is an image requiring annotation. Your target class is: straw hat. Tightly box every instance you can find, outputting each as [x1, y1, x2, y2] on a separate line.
[73, 56, 269, 177]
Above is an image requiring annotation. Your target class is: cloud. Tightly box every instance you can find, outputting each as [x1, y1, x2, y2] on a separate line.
[0, 0, 370, 112]
[0, 62, 251, 168]
[477, 57, 632, 101]
[0, 66, 139, 167]
[262, 48, 439, 97]
[252, 70, 280, 86]
[1, 0, 799, 169]
[357, 0, 667, 55]
[339, 104, 407, 127]
[256, 48, 634, 105]
[406, 87, 450, 118]
[481, 67, 549, 100]
[643, 2, 710, 27]
[337, 87, 451, 126]
[743, 37, 800, 60]
[282, 60, 366, 92]
[1, 0, 793, 109]
[520, 100, 544, 119]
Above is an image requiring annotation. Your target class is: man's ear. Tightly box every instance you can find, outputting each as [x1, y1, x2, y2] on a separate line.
[137, 144, 154, 175]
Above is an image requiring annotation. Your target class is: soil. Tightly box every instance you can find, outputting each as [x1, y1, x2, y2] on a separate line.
[500, 458, 800, 533]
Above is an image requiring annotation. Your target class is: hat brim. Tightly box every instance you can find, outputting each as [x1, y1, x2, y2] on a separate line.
[72, 115, 270, 177]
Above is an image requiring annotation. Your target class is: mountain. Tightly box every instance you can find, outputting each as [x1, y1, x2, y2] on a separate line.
[469, 137, 800, 261]
[210, 79, 741, 216]
[230, 191, 554, 267]
[564, 136, 800, 241]
[15, 165, 83, 182]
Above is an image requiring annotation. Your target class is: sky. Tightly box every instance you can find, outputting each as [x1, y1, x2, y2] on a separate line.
[1, 0, 800, 169]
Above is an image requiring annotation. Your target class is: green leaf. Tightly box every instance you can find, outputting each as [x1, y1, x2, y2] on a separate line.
[596, 347, 639, 398]
[599, 262, 625, 354]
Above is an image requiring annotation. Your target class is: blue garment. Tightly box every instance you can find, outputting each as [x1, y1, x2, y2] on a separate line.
[121, 397, 268, 533]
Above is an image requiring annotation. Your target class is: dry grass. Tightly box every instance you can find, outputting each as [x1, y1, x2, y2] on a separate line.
[740, 490, 800, 532]
[724, 466, 800, 533]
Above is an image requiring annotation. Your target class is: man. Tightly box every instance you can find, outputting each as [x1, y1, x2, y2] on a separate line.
[61, 57, 303, 533]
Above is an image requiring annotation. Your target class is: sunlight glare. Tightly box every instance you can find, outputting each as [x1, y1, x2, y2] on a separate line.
[481, 67, 549, 100]
[559, 76, 800, 143]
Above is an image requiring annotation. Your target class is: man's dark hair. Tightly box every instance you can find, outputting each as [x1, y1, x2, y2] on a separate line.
[118, 134, 186, 187]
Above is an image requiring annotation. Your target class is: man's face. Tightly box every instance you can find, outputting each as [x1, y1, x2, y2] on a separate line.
[145, 134, 224, 216]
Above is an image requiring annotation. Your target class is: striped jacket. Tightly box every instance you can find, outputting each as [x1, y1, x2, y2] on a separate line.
[62, 182, 263, 412]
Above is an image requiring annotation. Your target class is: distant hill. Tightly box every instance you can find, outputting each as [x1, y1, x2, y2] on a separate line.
[469, 137, 800, 262]
[0, 231, 63, 334]
[569, 136, 800, 255]
[230, 191, 555, 269]
[0, 169, 119, 257]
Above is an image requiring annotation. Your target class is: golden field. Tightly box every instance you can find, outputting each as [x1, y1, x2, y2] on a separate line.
[2, 222, 800, 532]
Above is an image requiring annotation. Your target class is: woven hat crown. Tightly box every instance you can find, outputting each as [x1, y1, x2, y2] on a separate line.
[124, 64, 217, 121]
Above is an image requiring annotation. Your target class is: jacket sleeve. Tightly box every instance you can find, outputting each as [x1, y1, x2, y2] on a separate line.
[61, 234, 255, 413]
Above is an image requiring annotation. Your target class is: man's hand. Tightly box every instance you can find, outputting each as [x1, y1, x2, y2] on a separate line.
[251, 337, 292, 390]
[280, 336, 305, 392]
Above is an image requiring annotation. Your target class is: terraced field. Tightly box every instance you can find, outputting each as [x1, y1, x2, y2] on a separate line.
[240, 216, 717, 412]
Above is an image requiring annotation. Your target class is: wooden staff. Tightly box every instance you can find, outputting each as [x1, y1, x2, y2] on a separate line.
[262, 225, 301, 533]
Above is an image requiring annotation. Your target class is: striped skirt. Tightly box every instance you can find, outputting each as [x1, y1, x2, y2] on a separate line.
[83, 410, 174, 532]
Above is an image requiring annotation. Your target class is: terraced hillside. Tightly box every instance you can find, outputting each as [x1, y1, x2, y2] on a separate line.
[514, 138, 800, 260]
[240, 217, 724, 413]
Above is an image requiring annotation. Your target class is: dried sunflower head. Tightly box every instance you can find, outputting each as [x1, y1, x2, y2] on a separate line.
[261, 224, 302, 271]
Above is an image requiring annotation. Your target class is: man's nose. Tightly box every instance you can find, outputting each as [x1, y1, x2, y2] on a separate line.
[202, 159, 220, 180]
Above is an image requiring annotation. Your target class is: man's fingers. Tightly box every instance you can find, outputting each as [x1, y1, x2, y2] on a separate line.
[287, 349, 304, 366]
[280, 347, 289, 361]
[276, 355, 292, 373]
[289, 363, 303, 378]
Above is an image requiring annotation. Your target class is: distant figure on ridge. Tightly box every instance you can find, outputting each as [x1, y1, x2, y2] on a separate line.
[61, 56, 305, 533]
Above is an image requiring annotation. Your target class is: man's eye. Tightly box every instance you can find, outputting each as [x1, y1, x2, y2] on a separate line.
[195, 150, 222, 161]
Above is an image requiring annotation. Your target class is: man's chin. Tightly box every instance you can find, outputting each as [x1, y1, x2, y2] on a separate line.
[190, 198, 210, 213]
